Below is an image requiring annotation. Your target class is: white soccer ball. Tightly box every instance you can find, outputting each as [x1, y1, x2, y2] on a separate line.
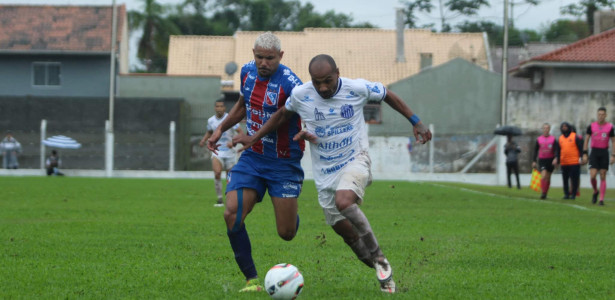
[264, 263, 304, 300]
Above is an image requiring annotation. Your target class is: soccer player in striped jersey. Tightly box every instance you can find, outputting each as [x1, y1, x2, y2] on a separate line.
[207, 32, 304, 292]
[236, 54, 432, 293]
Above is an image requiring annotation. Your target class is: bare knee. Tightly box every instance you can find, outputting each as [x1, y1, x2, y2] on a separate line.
[335, 192, 357, 211]
[278, 229, 296, 241]
[223, 209, 237, 230]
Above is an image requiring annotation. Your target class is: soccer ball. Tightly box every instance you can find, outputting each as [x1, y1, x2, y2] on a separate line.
[264, 263, 304, 300]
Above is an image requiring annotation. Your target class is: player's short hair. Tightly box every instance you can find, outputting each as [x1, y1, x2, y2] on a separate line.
[598, 106, 607, 112]
[254, 32, 281, 51]
[215, 98, 225, 104]
[543, 122, 550, 127]
[309, 54, 337, 72]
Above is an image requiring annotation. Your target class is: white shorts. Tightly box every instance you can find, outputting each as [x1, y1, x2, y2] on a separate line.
[212, 153, 236, 170]
[320, 152, 372, 226]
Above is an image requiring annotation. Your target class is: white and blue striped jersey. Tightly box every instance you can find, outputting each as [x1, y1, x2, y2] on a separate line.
[286, 77, 386, 189]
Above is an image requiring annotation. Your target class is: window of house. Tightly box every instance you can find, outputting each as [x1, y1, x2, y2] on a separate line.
[32, 62, 61, 86]
[420, 53, 433, 70]
[364, 103, 382, 124]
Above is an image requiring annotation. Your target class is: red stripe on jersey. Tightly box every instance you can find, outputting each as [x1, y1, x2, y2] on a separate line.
[276, 87, 291, 158]
[249, 77, 267, 154]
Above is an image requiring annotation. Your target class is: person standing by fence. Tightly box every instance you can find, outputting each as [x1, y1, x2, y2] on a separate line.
[0, 131, 21, 169]
[504, 135, 521, 189]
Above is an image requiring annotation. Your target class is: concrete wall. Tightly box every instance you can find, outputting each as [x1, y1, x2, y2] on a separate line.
[0, 96, 190, 170]
[382, 58, 501, 136]
[118, 74, 222, 135]
[0, 54, 111, 97]
[543, 68, 615, 92]
[507, 91, 615, 132]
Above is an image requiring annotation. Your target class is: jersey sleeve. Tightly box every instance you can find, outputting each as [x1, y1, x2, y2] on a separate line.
[238, 62, 252, 97]
[610, 125, 615, 137]
[355, 79, 386, 104]
[281, 68, 303, 98]
[586, 125, 592, 135]
[206, 118, 213, 132]
[285, 90, 300, 113]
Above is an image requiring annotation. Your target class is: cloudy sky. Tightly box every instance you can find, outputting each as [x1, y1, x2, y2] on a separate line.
[2, 0, 580, 30]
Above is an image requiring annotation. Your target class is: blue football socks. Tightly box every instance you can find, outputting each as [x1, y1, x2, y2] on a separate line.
[228, 224, 257, 280]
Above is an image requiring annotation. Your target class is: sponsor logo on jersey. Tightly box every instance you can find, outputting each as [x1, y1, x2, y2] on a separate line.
[301, 95, 314, 102]
[319, 149, 355, 161]
[287, 74, 300, 86]
[321, 156, 355, 175]
[346, 91, 357, 98]
[318, 136, 352, 152]
[327, 124, 353, 136]
[340, 104, 354, 119]
[315, 126, 326, 137]
[283, 182, 301, 191]
[314, 108, 326, 121]
[327, 108, 336, 115]
[366, 84, 381, 94]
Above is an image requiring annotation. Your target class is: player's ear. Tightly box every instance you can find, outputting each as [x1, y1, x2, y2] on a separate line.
[279, 50, 284, 60]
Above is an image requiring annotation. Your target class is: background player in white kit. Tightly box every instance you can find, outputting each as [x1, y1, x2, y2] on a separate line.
[200, 99, 242, 207]
[236, 54, 432, 293]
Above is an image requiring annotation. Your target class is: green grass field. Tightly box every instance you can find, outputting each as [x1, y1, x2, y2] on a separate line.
[2, 176, 615, 299]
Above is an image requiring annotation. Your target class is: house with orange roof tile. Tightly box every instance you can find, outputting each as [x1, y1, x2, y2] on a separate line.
[0, 4, 128, 97]
[510, 28, 615, 92]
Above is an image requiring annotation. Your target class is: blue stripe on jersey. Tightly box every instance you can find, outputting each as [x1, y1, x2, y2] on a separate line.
[240, 62, 304, 160]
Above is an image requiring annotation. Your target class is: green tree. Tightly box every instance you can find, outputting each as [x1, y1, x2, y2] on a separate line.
[215, 0, 373, 31]
[456, 20, 541, 46]
[542, 19, 590, 42]
[403, 0, 491, 32]
[561, 0, 615, 33]
[128, 0, 180, 72]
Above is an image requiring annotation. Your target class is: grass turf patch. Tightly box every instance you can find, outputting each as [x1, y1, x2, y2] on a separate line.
[1, 177, 614, 299]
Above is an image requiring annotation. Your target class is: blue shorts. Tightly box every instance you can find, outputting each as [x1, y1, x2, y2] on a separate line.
[226, 151, 304, 202]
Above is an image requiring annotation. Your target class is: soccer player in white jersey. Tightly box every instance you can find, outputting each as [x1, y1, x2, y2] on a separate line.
[236, 54, 432, 293]
[200, 99, 242, 207]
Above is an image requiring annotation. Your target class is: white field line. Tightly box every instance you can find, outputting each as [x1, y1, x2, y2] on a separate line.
[426, 182, 614, 216]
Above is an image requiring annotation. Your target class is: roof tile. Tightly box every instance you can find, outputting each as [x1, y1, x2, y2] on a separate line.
[0, 5, 125, 52]
[531, 28, 615, 62]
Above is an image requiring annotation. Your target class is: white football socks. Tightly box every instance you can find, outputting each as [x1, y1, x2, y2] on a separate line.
[214, 179, 223, 202]
[340, 204, 383, 259]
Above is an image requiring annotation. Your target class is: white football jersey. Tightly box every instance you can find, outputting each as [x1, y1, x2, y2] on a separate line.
[286, 77, 386, 188]
[207, 113, 239, 158]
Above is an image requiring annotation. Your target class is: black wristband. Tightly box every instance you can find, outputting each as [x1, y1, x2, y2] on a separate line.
[583, 150, 588, 155]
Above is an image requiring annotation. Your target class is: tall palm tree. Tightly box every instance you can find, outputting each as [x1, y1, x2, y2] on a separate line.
[128, 0, 180, 72]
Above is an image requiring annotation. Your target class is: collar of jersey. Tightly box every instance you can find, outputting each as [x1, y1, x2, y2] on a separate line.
[331, 78, 342, 98]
